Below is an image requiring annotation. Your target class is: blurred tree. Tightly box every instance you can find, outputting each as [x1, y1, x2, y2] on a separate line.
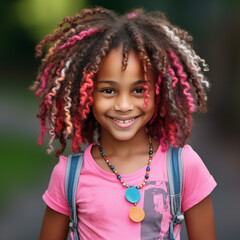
[0, 0, 86, 79]
[14, 0, 86, 41]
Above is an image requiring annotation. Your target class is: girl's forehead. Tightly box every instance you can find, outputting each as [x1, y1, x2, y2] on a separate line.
[96, 46, 155, 82]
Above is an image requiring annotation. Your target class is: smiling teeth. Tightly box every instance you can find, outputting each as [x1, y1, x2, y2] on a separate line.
[114, 118, 135, 123]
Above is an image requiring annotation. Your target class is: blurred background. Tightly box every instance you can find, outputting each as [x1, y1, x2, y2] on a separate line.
[0, 0, 239, 239]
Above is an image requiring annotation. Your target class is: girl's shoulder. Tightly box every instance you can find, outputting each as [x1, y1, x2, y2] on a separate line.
[181, 144, 207, 170]
[47, 155, 68, 186]
[180, 144, 217, 212]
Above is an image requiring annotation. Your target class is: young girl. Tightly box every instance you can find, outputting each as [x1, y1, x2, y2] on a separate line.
[33, 7, 217, 240]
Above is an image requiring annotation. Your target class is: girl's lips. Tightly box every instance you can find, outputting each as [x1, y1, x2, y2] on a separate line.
[110, 117, 138, 128]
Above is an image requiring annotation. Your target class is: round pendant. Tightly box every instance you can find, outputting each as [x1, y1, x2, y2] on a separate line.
[125, 187, 141, 204]
[129, 206, 145, 222]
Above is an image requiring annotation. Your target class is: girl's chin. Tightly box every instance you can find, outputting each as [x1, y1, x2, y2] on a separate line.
[101, 129, 147, 142]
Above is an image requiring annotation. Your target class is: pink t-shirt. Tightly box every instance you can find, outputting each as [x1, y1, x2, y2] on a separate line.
[43, 144, 216, 240]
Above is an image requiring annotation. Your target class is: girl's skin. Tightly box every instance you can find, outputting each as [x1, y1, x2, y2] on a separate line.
[39, 46, 216, 240]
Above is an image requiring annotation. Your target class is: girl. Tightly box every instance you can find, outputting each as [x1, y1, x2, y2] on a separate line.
[33, 7, 217, 240]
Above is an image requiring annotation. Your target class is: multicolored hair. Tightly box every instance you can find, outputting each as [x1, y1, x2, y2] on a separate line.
[31, 7, 210, 156]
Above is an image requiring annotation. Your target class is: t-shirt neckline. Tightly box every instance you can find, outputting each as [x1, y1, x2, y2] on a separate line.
[85, 143, 162, 182]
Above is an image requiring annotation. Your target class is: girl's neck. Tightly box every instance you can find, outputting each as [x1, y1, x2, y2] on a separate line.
[91, 128, 159, 175]
[99, 130, 149, 157]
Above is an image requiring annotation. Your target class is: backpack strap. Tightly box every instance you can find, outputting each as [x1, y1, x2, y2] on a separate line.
[65, 152, 84, 240]
[167, 146, 185, 240]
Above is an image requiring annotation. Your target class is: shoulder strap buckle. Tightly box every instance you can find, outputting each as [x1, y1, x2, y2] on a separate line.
[69, 221, 77, 231]
[173, 213, 185, 225]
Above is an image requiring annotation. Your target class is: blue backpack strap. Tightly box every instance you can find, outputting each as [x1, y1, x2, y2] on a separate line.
[65, 152, 84, 240]
[167, 146, 184, 240]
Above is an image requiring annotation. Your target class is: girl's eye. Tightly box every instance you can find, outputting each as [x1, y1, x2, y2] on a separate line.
[102, 89, 115, 94]
[133, 88, 145, 94]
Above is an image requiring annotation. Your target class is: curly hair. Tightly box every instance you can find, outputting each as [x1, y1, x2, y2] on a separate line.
[31, 7, 210, 157]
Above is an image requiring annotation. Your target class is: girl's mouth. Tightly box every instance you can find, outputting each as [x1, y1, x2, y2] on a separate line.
[110, 117, 138, 128]
[113, 118, 135, 123]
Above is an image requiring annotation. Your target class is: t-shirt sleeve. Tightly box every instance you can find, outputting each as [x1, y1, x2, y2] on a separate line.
[181, 145, 217, 213]
[42, 156, 70, 216]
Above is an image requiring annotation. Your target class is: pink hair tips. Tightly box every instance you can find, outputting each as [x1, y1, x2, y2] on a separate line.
[59, 28, 99, 50]
[168, 121, 177, 146]
[55, 100, 64, 134]
[168, 65, 179, 88]
[191, 61, 201, 72]
[127, 13, 137, 19]
[168, 49, 195, 112]
[72, 115, 82, 153]
[44, 93, 51, 109]
[155, 74, 162, 95]
[79, 71, 95, 119]
[37, 105, 47, 146]
[36, 63, 54, 96]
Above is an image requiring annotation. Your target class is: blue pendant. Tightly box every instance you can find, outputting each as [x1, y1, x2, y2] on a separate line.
[125, 187, 141, 204]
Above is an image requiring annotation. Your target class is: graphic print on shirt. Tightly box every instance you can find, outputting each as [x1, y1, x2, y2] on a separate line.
[141, 180, 170, 240]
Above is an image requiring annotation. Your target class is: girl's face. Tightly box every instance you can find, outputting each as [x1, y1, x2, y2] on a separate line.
[92, 46, 155, 142]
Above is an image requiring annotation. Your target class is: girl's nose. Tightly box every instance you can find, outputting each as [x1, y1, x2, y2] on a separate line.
[113, 94, 134, 112]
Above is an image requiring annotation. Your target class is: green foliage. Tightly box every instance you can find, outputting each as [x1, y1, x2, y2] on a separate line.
[14, 0, 86, 41]
[0, 133, 56, 207]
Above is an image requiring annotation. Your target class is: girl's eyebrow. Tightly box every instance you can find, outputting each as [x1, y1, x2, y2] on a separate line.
[96, 80, 144, 85]
[96, 80, 117, 85]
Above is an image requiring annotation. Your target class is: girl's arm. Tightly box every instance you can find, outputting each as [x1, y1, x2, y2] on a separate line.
[184, 194, 216, 240]
[39, 206, 70, 240]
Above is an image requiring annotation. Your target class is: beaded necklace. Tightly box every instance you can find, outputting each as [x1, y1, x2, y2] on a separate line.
[97, 137, 153, 222]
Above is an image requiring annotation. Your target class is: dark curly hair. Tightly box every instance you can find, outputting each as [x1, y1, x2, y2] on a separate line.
[31, 7, 210, 157]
